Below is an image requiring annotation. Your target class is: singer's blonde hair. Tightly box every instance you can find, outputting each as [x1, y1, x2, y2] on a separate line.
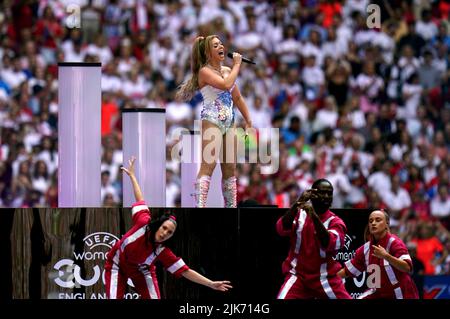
[175, 35, 219, 101]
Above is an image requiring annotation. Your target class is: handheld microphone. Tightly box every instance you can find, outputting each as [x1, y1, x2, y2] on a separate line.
[227, 52, 256, 65]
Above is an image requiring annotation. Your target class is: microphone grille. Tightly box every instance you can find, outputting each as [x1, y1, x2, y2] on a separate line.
[227, 52, 233, 59]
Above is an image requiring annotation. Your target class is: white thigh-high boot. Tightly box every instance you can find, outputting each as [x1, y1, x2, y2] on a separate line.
[195, 175, 211, 207]
[222, 176, 237, 208]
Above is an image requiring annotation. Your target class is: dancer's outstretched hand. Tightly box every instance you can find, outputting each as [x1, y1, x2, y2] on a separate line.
[209, 280, 233, 292]
[121, 156, 136, 177]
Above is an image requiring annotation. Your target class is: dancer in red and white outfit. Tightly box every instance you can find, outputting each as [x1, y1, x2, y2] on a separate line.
[277, 179, 351, 299]
[105, 157, 232, 299]
[338, 210, 419, 299]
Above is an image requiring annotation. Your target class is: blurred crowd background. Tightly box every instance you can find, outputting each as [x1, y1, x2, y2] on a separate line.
[0, 0, 449, 279]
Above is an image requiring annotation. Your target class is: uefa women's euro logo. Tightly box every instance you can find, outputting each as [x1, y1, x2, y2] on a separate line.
[51, 232, 139, 299]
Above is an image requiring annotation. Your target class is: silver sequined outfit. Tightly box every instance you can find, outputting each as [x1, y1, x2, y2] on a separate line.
[200, 84, 235, 134]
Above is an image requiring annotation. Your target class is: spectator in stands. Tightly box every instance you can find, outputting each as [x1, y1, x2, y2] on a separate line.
[430, 184, 450, 226]
[412, 221, 447, 275]
[354, 61, 384, 114]
[281, 116, 302, 146]
[301, 54, 325, 102]
[326, 58, 351, 108]
[101, 170, 119, 204]
[397, 21, 426, 56]
[415, 9, 438, 41]
[31, 160, 49, 195]
[381, 174, 412, 226]
[419, 49, 442, 90]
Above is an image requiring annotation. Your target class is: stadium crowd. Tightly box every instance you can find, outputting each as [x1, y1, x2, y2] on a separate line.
[0, 0, 449, 276]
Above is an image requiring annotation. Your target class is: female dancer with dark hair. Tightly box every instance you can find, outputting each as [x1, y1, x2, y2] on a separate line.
[338, 210, 419, 299]
[104, 157, 232, 299]
[176, 35, 252, 208]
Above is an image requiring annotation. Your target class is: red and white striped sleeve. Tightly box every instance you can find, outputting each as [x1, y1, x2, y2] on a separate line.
[324, 218, 346, 253]
[276, 210, 298, 237]
[390, 237, 413, 272]
[158, 247, 190, 278]
[344, 245, 366, 278]
[131, 200, 150, 226]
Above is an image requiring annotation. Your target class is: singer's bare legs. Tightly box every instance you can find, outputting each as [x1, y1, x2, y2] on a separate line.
[198, 120, 222, 178]
[196, 120, 237, 207]
[196, 120, 220, 207]
[220, 126, 237, 207]
[197, 120, 236, 179]
[220, 125, 237, 180]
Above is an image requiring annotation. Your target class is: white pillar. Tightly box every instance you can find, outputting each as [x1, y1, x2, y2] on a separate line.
[122, 109, 166, 207]
[181, 131, 223, 207]
[58, 62, 101, 207]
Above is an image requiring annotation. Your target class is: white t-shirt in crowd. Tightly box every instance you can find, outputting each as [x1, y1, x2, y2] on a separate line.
[430, 196, 450, 218]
